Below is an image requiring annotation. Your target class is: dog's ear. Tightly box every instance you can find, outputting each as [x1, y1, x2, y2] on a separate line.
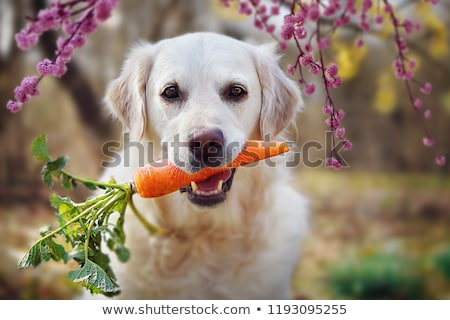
[105, 42, 153, 140]
[253, 44, 303, 139]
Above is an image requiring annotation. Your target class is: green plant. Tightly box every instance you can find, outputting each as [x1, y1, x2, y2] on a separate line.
[433, 246, 450, 281]
[328, 253, 425, 299]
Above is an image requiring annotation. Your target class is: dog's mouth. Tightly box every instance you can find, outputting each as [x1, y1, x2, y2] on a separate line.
[180, 168, 236, 207]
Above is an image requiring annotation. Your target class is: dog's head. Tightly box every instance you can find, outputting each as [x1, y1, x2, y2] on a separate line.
[106, 32, 302, 207]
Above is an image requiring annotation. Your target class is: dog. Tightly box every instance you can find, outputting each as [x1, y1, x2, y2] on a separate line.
[100, 32, 309, 299]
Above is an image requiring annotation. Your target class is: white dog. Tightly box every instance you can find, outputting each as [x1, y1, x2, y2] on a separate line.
[101, 32, 309, 299]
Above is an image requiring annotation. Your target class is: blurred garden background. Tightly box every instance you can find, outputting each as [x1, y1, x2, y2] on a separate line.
[0, 0, 449, 299]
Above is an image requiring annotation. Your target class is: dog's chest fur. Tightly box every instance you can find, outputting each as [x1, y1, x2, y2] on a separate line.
[107, 165, 308, 299]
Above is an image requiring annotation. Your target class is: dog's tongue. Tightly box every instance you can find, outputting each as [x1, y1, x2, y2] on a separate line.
[196, 169, 232, 192]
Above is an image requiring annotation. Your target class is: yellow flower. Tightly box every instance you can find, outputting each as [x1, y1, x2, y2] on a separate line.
[332, 40, 368, 81]
[374, 71, 397, 114]
[211, 0, 249, 22]
[416, 2, 448, 58]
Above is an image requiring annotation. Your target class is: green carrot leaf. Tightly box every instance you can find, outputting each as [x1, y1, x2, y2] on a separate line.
[41, 156, 67, 187]
[68, 259, 120, 295]
[31, 134, 52, 163]
[18, 236, 66, 269]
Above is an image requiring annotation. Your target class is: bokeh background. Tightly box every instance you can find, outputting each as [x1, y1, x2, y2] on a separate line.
[0, 0, 449, 299]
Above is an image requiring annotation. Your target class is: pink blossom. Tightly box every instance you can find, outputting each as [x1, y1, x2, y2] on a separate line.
[325, 117, 340, 129]
[14, 87, 30, 103]
[20, 76, 40, 96]
[256, 4, 266, 15]
[37, 8, 59, 31]
[281, 17, 295, 40]
[397, 37, 408, 53]
[420, 82, 432, 94]
[375, 16, 384, 24]
[254, 19, 263, 30]
[80, 15, 98, 34]
[324, 6, 336, 17]
[423, 137, 434, 147]
[435, 156, 446, 166]
[414, 98, 423, 109]
[37, 59, 56, 76]
[51, 60, 66, 77]
[322, 105, 333, 114]
[318, 37, 330, 49]
[335, 109, 345, 120]
[355, 38, 364, 48]
[71, 33, 86, 48]
[15, 30, 39, 50]
[62, 20, 77, 35]
[57, 40, 75, 59]
[424, 110, 432, 119]
[327, 77, 343, 88]
[335, 14, 350, 27]
[95, 0, 118, 22]
[294, 26, 307, 39]
[6, 100, 22, 113]
[308, 4, 320, 21]
[336, 127, 346, 139]
[384, 3, 393, 13]
[266, 24, 276, 33]
[304, 83, 316, 96]
[299, 53, 314, 67]
[270, 5, 280, 16]
[327, 157, 343, 170]
[403, 19, 415, 35]
[304, 43, 313, 52]
[309, 64, 320, 75]
[287, 64, 296, 75]
[326, 63, 339, 78]
[220, 0, 232, 7]
[239, 2, 252, 15]
[342, 140, 353, 151]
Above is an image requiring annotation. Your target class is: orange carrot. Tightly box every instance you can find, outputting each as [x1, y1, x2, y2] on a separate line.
[133, 140, 289, 198]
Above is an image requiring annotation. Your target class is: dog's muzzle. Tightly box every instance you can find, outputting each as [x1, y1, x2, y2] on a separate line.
[180, 168, 235, 207]
[178, 127, 237, 207]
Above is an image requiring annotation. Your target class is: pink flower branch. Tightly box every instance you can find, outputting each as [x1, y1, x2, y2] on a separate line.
[6, 0, 447, 168]
[220, 0, 445, 168]
[6, 0, 118, 113]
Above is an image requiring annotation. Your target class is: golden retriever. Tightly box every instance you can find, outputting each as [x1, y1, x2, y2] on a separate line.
[101, 32, 309, 299]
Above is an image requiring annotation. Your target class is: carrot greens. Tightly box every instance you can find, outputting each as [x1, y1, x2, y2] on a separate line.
[19, 134, 289, 295]
[19, 134, 134, 296]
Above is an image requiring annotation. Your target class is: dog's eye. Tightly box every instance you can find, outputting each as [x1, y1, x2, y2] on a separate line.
[227, 85, 247, 101]
[162, 85, 180, 100]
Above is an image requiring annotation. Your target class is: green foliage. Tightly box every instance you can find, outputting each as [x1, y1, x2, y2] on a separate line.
[19, 134, 134, 296]
[68, 259, 119, 296]
[433, 246, 450, 281]
[328, 253, 425, 299]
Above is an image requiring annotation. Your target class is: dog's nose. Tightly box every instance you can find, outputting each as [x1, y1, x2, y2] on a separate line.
[189, 128, 224, 168]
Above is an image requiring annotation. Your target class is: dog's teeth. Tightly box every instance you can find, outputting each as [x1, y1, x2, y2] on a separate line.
[191, 181, 198, 192]
[217, 179, 223, 191]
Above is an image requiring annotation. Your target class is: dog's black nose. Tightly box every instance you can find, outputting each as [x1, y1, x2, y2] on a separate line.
[189, 128, 224, 168]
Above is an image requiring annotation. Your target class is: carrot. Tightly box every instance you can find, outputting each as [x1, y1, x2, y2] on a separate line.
[133, 140, 290, 198]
